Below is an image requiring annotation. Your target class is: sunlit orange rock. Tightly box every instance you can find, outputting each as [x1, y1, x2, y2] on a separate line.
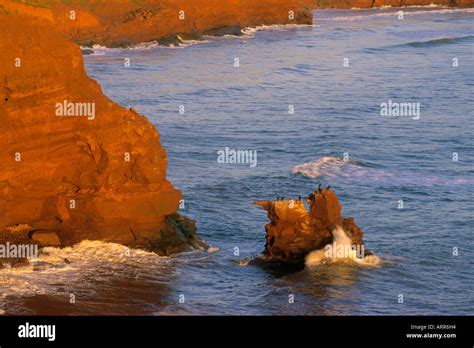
[254, 189, 364, 263]
[0, 0, 317, 259]
[0, 0, 315, 47]
[0, 14, 202, 255]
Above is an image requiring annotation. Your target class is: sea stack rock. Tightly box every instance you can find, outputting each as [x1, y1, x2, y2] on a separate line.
[253, 189, 364, 263]
[0, 14, 202, 256]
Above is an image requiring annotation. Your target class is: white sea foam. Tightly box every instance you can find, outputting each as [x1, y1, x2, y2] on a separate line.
[291, 156, 364, 178]
[80, 45, 106, 56]
[80, 7, 472, 55]
[316, 8, 474, 22]
[292, 156, 473, 187]
[305, 226, 380, 267]
[130, 39, 209, 50]
[81, 38, 209, 55]
[379, 4, 441, 8]
[0, 240, 172, 311]
[0, 238, 218, 310]
[241, 24, 314, 38]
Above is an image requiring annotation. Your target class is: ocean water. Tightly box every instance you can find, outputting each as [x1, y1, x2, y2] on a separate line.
[1, 7, 473, 315]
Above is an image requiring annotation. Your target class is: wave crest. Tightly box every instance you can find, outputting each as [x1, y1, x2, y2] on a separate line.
[316, 8, 474, 22]
[403, 35, 474, 48]
[305, 226, 380, 267]
[0, 240, 172, 308]
[291, 156, 364, 179]
[292, 156, 473, 187]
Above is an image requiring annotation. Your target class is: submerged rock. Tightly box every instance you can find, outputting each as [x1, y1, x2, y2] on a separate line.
[253, 189, 367, 264]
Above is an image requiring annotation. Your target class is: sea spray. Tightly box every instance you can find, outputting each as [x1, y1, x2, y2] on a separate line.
[305, 226, 380, 267]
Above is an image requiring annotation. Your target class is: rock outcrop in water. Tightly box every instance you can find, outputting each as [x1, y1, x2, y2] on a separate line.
[253, 189, 367, 264]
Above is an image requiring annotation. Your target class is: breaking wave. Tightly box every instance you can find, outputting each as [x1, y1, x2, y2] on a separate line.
[364, 35, 474, 53]
[81, 23, 315, 55]
[0, 240, 216, 314]
[292, 156, 473, 187]
[291, 156, 366, 179]
[241, 24, 314, 38]
[305, 226, 380, 267]
[81, 39, 205, 55]
[316, 8, 474, 22]
[0, 241, 169, 298]
[400, 35, 474, 48]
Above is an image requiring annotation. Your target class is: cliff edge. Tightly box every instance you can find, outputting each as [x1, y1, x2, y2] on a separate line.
[0, 0, 315, 47]
[0, 14, 202, 258]
[0, 1, 315, 265]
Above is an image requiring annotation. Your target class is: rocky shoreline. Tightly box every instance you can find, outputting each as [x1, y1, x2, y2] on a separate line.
[0, 13, 200, 266]
[1, 1, 470, 48]
[0, 1, 472, 268]
[0, 1, 316, 268]
[0, 0, 315, 47]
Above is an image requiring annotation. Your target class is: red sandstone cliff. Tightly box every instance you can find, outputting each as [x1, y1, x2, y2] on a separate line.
[0, 14, 201, 255]
[0, 0, 469, 265]
[0, 0, 471, 49]
[0, 1, 315, 263]
[0, 0, 469, 49]
[0, 0, 315, 47]
[254, 189, 365, 263]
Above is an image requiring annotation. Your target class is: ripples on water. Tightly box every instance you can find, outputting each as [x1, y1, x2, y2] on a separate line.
[1, 7, 473, 315]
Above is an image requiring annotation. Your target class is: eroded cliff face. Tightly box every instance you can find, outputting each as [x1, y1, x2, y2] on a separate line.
[254, 189, 364, 263]
[0, 1, 315, 265]
[0, 14, 202, 256]
[0, 0, 315, 47]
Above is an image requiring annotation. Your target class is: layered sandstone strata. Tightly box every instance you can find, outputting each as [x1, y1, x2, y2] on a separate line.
[0, 0, 316, 266]
[0, 14, 204, 258]
[1, 0, 467, 267]
[0, 0, 315, 47]
[254, 189, 365, 263]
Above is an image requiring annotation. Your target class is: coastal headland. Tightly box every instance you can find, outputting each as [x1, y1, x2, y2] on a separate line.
[0, 0, 472, 266]
[0, 1, 315, 266]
